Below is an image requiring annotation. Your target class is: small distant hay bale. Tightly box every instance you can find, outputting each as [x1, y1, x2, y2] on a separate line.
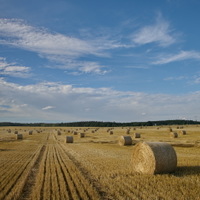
[168, 128, 173, 132]
[170, 132, 178, 138]
[118, 136, 132, 146]
[66, 136, 73, 143]
[29, 131, 33, 135]
[7, 129, 11, 133]
[14, 130, 18, 134]
[79, 133, 85, 138]
[57, 131, 61, 135]
[109, 131, 113, 135]
[131, 142, 177, 174]
[126, 129, 130, 134]
[134, 132, 141, 138]
[17, 134, 23, 140]
[73, 131, 78, 135]
[180, 130, 186, 135]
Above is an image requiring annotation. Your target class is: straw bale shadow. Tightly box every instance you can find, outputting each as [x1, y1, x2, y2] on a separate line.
[174, 166, 200, 177]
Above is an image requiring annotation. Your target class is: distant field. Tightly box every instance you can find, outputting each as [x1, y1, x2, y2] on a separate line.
[0, 125, 200, 200]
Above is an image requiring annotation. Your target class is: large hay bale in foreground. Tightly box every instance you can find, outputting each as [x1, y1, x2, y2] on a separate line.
[17, 134, 23, 140]
[66, 136, 73, 143]
[118, 136, 132, 146]
[131, 142, 177, 174]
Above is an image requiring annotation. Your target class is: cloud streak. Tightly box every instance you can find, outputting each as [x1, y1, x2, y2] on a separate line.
[132, 16, 175, 47]
[0, 19, 117, 74]
[153, 50, 200, 65]
[0, 19, 96, 57]
[0, 57, 31, 77]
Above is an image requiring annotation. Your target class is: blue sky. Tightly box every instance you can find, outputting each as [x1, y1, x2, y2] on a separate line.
[0, 0, 200, 123]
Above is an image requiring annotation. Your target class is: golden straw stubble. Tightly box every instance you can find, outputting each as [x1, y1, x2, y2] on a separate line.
[131, 142, 177, 174]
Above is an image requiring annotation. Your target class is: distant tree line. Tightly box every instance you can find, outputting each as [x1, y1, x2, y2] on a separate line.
[0, 119, 199, 127]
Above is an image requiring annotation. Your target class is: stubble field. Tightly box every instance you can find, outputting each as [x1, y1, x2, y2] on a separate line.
[0, 125, 200, 200]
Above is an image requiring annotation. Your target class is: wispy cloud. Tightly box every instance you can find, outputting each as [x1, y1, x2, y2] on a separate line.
[124, 65, 149, 69]
[164, 76, 187, 81]
[48, 60, 109, 75]
[0, 57, 31, 77]
[0, 19, 118, 75]
[0, 19, 97, 58]
[153, 50, 200, 65]
[0, 19, 130, 58]
[42, 106, 55, 110]
[132, 15, 176, 47]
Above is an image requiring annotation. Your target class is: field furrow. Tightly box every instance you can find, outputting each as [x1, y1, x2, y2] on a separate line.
[19, 145, 46, 200]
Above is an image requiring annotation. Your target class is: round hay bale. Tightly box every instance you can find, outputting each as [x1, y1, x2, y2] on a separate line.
[79, 133, 85, 138]
[168, 128, 173, 132]
[66, 136, 73, 143]
[118, 136, 132, 146]
[109, 131, 113, 135]
[73, 131, 78, 135]
[17, 134, 23, 140]
[134, 132, 141, 138]
[170, 132, 178, 138]
[14, 130, 18, 134]
[180, 130, 186, 135]
[131, 142, 177, 174]
[29, 130, 33, 135]
[57, 131, 61, 135]
[126, 129, 130, 134]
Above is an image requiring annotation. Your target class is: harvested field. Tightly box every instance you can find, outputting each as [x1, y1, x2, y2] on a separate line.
[0, 125, 200, 199]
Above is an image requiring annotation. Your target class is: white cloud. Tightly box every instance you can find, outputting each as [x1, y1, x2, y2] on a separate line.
[153, 50, 200, 65]
[0, 18, 96, 57]
[132, 16, 175, 47]
[79, 62, 108, 74]
[0, 57, 31, 77]
[124, 65, 149, 69]
[192, 74, 200, 84]
[0, 19, 113, 75]
[0, 19, 129, 59]
[164, 76, 187, 81]
[1, 78, 200, 122]
[48, 60, 108, 75]
[42, 106, 55, 110]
